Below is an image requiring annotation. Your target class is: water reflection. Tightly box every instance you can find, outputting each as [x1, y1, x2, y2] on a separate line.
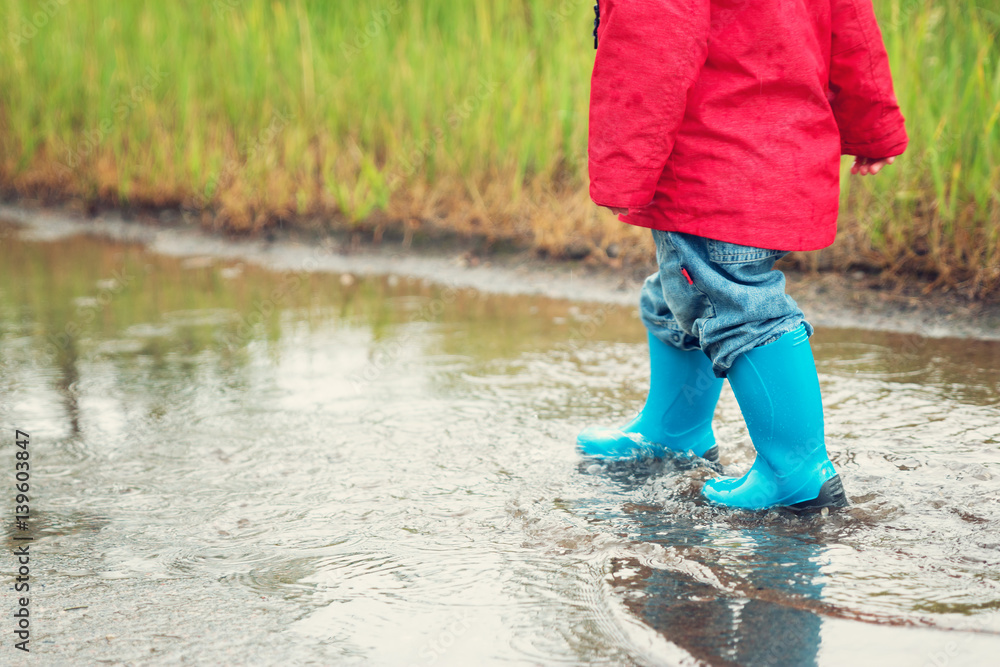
[574, 460, 825, 665]
[1, 219, 1000, 665]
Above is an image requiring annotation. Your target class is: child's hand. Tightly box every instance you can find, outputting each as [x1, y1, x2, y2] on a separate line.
[851, 156, 896, 176]
[604, 206, 629, 215]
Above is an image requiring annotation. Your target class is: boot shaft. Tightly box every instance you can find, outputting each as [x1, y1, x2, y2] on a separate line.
[725, 325, 830, 476]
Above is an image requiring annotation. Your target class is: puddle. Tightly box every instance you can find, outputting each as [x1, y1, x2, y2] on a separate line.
[1, 220, 999, 665]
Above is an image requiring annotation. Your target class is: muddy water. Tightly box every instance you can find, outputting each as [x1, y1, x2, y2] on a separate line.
[1, 221, 999, 666]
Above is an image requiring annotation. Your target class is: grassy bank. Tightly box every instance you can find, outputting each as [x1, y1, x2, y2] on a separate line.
[1, 1, 998, 294]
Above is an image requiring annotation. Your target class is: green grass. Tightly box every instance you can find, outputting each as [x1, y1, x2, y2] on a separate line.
[1, 1, 998, 293]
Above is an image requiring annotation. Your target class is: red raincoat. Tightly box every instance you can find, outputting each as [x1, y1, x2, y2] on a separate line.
[588, 0, 908, 251]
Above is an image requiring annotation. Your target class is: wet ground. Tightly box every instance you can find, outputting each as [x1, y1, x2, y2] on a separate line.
[1, 217, 1000, 666]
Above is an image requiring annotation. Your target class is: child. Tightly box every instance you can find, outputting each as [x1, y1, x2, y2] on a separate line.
[580, 0, 907, 510]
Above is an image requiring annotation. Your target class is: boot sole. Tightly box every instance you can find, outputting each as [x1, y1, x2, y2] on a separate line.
[787, 474, 849, 512]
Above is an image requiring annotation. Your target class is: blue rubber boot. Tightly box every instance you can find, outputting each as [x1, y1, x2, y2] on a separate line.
[701, 325, 849, 511]
[577, 332, 723, 462]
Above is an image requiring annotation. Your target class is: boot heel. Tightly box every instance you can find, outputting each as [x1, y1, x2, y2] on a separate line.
[700, 445, 720, 463]
[788, 474, 849, 512]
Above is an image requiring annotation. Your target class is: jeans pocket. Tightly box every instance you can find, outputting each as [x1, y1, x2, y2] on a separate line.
[706, 238, 785, 265]
[659, 231, 717, 326]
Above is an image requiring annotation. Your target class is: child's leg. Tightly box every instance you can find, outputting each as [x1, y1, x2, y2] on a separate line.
[576, 255, 723, 462]
[702, 324, 849, 510]
[649, 230, 846, 510]
[645, 230, 810, 378]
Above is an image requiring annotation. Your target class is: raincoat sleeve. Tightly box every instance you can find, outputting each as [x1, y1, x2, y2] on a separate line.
[828, 0, 909, 159]
[588, 0, 711, 209]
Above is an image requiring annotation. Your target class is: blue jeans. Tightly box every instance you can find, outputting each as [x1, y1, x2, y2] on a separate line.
[639, 230, 813, 378]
